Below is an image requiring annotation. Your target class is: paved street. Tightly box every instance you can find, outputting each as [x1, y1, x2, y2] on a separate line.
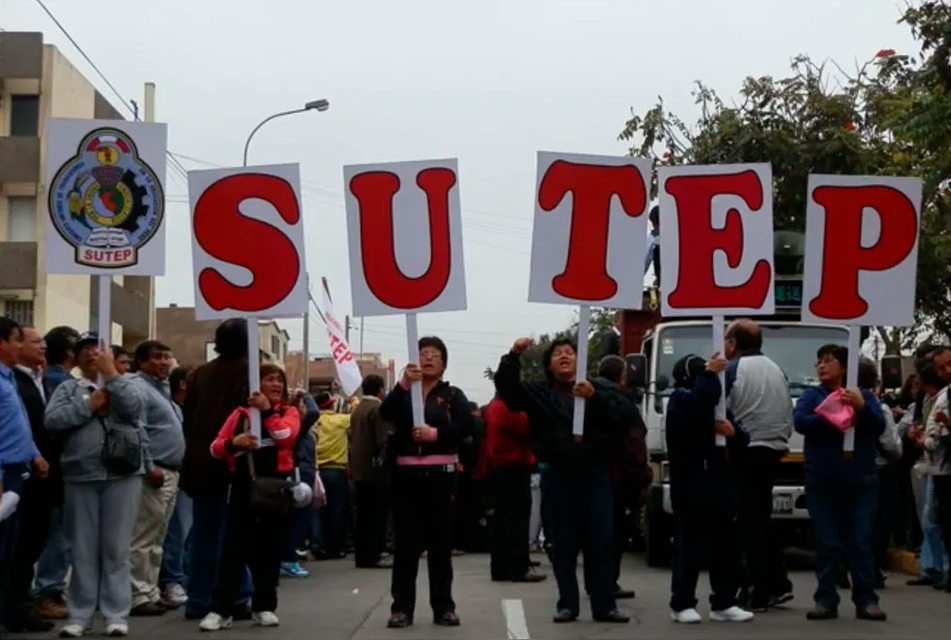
[13, 553, 951, 640]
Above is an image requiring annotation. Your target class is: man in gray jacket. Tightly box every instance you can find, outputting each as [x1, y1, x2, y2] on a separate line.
[128, 340, 186, 616]
[724, 319, 794, 611]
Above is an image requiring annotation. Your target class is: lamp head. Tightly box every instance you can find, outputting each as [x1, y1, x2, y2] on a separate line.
[305, 99, 330, 112]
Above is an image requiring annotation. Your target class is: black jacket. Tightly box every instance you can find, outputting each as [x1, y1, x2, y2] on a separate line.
[494, 352, 632, 467]
[380, 381, 474, 465]
[665, 372, 749, 511]
[13, 367, 63, 504]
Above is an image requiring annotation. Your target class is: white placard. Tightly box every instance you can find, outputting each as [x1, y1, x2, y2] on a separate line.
[658, 163, 776, 316]
[528, 152, 651, 308]
[188, 163, 308, 321]
[44, 118, 168, 275]
[344, 158, 467, 318]
[801, 174, 922, 327]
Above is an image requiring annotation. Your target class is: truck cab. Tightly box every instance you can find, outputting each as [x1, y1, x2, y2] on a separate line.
[620, 232, 850, 566]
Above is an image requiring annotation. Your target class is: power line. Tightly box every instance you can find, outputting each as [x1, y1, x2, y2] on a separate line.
[33, 0, 189, 185]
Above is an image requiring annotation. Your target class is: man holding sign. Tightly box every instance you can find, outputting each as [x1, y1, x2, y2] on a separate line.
[494, 337, 635, 625]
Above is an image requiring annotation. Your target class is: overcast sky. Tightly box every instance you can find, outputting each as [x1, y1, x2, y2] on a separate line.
[6, 0, 917, 402]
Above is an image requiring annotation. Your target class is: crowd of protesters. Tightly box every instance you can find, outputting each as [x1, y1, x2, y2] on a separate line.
[1, 311, 950, 635]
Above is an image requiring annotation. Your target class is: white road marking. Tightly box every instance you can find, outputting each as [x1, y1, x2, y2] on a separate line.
[502, 599, 531, 639]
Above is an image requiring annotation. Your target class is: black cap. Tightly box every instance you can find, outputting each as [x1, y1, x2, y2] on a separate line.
[73, 331, 99, 353]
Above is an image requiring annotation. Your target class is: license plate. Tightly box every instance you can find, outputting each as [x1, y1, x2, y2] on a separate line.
[772, 494, 793, 514]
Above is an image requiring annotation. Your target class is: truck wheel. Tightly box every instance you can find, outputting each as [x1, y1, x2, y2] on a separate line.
[643, 501, 672, 568]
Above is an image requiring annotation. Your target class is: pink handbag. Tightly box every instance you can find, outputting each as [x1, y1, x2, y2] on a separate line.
[814, 389, 855, 433]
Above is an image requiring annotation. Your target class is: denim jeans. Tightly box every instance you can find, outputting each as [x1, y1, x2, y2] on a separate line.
[185, 490, 253, 617]
[312, 468, 349, 555]
[805, 470, 879, 611]
[33, 506, 71, 599]
[920, 475, 950, 581]
[160, 490, 193, 588]
[541, 464, 616, 617]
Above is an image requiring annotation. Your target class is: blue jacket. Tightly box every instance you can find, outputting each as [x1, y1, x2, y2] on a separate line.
[793, 386, 885, 478]
[665, 372, 749, 510]
[294, 394, 320, 491]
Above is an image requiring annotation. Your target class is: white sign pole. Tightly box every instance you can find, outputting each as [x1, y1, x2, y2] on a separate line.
[405, 311, 425, 426]
[711, 314, 727, 447]
[97, 275, 111, 386]
[843, 326, 861, 453]
[247, 322, 261, 438]
[573, 304, 591, 437]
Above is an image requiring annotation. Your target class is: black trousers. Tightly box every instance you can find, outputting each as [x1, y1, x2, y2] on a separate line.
[736, 447, 792, 604]
[390, 469, 456, 618]
[933, 475, 951, 568]
[584, 488, 627, 592]
[211, 486, 287, 616]
[670, 499, 742, 612]
[353, 479, 389, 567]
[489, 465, 532, 580]
[873, 465, 898, 578]
[2, 475, 56, 620]
[542, 465, 616, 617]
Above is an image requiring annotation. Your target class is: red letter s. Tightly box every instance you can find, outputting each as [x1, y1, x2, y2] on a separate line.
[193, 174, 301, 313]
[349, 168, 456, 309]
[665, 170, 772, 310]
[808, 185, 918, 320]
[537, 161, 647, 301]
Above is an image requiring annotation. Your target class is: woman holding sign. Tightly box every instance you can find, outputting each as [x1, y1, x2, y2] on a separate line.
[380, 336, 474, 629]
[793, 344, 887, 622]
[494, 337, 635, 625]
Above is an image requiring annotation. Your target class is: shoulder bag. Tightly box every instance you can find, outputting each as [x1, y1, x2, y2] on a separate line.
[240, 413, 292, 518]
[99, 417, 143, 475]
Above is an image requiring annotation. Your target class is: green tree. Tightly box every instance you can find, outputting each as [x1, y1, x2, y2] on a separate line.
[618, 1, 951, 344]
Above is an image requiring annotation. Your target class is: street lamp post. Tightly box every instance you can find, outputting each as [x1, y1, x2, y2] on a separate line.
[242, 99, 329, 436]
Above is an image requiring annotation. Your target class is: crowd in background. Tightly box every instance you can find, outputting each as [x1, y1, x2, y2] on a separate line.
[2, 312, 950, 635]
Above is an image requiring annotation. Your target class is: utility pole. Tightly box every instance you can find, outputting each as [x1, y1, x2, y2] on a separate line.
[144, 82, 156, 339]
[359, 317, 365, 359]
[301, 274, 310, 391]
[345, 315, 351, 342]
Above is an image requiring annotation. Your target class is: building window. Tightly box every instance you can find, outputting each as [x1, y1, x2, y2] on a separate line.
[10, 95, 40, 136]
[7, 197, 36, 242]
[4, 300, 34, 326]
[271, 335, 279, 358]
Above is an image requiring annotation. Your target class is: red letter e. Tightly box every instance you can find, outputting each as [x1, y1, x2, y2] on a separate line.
[665, 170, 772, 310]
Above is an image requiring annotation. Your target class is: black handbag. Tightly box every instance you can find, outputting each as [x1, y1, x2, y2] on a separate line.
[240, 415, 292, 518]
[99, 418, 143, 475]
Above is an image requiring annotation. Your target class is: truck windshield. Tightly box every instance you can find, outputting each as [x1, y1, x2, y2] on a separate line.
[654, 324, 850, 394]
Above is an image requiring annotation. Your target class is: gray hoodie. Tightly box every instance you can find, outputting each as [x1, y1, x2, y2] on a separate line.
[45, 375, 148, 483]
[132, 372, 186, 471]
[725, 351, 793, 452]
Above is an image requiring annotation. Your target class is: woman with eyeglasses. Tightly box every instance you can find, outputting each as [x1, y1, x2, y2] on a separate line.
[380, 336, 474, 629]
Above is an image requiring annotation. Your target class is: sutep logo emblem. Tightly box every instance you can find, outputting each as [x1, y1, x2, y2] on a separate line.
[48, 128, 164, 268]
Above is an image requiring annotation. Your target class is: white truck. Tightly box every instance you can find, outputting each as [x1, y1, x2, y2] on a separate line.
[621, 283, 849, 566]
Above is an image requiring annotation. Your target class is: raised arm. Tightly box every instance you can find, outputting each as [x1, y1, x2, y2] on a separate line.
[104, 376, 144, 423]
[263, 406, 301, 448]
[494, 338, 534, 413]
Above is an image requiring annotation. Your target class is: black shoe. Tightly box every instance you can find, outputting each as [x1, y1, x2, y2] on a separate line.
[593, 609, 630, 623]
[3, 612, 55, 633]
[387, 612, 412, 628]
[552, 609, 577, 623]
[907, 576, 935, 586]
[529, 560, 541, 568]
[933, 582, 949, 591]
[510, 572, 547, 583]
[749, 599, 770, 613]
[769, 591, 794, 607]
[130, 602, 166, 617]
[434, 611, 460, 626]
[615, 587, 635, 600]
[234, 606, 252, 621]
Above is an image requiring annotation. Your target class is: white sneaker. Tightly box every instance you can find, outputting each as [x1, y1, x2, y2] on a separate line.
[164, 583, 188, 605]
[252, 611, 280, 627]
[59, 624, 87, 638]
[199, 612, 233, 632]
[105, 623, 129, 637]
[710, 606, 754, 622]
[671, 608, 703, 624]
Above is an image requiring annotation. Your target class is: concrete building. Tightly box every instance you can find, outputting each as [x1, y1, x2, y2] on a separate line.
[155, 304, 291, 369]
[0, 32, 154, 347]
[284, 351, 395, 395]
